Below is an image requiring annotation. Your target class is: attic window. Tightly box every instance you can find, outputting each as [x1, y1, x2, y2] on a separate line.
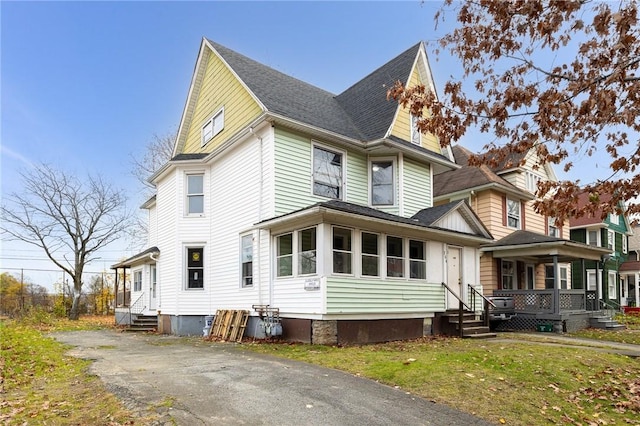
[410, 114, 421, 145]
[202, 107, 224, 146]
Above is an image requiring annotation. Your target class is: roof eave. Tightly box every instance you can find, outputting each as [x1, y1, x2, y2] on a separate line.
[434, 182, 534, 202]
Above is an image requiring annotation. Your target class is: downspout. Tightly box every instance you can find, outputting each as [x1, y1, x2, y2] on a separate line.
[250, 126, 264, 306]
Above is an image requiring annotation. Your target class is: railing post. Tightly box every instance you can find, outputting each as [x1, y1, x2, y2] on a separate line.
[459, 300, 464, 338]
[484, 298, 490, 327]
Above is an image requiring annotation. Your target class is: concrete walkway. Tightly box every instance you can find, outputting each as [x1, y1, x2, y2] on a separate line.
[490, 332, 640, 357]
[52, 330, 492, 426]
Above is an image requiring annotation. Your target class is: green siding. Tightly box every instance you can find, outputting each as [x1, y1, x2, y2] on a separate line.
[273, 127, 370, 215]
[403, 158, 431, 217]
[326, 277, 445, 314]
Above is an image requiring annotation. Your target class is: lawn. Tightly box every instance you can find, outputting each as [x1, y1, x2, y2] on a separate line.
[244, 336, 640, 425]
[569, 313, 640, 345]
[0, 311, 156, 425]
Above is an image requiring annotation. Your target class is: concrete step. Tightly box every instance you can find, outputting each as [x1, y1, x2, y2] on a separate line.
[462, 326, 492, 336]
[465, 332, 498, 339]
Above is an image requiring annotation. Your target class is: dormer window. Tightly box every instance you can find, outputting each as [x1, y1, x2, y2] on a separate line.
[411, 114, 421, 145]
[201, 107, 224, 146]
[525, 171, 542, 193]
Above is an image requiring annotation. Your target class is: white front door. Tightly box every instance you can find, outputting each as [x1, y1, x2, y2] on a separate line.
[149, 265, 157, 310]
[446, 247, 463, 309]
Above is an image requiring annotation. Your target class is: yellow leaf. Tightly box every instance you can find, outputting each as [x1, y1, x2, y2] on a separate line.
[499, 418, 506, 424]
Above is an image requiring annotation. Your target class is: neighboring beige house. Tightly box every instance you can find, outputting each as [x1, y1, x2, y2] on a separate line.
[434, 145, 610, 331]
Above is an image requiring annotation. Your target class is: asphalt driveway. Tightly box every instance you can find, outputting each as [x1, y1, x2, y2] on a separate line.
[52, 330, 492, 426]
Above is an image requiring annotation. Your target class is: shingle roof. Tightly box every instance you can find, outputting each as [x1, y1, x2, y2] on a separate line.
[208, 40, 420, 142]
[482, 230, 564, 247]
[336, 43, 421, 140]
[569, 190, 612, 227]
[171, 153, 208, 161]
[411, 201, 464, 226]
[433, 145, 522, 196]
[111, 246, 159, 269]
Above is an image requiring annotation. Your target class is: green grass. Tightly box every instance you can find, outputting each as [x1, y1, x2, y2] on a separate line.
[244, 337, 640, 425]
[569, 313, 640, 345]
[0, 312, 156, 425]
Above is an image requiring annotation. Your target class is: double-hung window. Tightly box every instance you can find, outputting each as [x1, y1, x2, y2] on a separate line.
[361, 232, 379, 277]
[313, 146, 343, 199]
[332, 227, 352, 274]
[544, 265, 568, 289]
[623, 235, 628, 254]
[506, 198, 521, 229]
[386, 236, 404, 278]
[410, 114, 421, 145]
[276, 233, 293, 277]
[133, 270, 142, 292]
[298, 228, 317, 275]
[409, 240, 426, 279]
[548, 217, 559, 237]
[608, 271, 617, 298]
[371, 160, 394, 205]
[186, 247, 204, 289]
[607, 230, 615, 251]
[240, 235, 253, 287]
[587, 229, 599, 246]
[187, 174, 204, 215]
[201, 107, 224, 146]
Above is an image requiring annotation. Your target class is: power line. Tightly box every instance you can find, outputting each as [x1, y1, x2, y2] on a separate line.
[1, 267, 112, 274]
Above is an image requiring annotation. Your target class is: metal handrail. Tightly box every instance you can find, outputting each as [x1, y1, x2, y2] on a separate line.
[441, 282, 471, 311]
[129, 292, 146, 315]
[600, 298, 622, 312]
[468, 284, 495, 328]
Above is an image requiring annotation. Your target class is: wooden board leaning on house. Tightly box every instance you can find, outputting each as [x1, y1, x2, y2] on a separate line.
[209, 310, 249, 342]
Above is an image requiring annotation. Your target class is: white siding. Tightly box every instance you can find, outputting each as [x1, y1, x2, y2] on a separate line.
[156, 171, 178, 313]
[148, 205, 158, 247]
[433, 210, 475, 234]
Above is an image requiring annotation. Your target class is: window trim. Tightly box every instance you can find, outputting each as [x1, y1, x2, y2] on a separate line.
[369, 157, 396, 206]
[386, 235, 405, 278]
[607, 229, 615, 251]
[525, 171, 542, 193]
[185, 245, 205, 290]
[332, 226, 353, 275]
[297, 227, 317, 276]
[361, 231, 380, 278]
[608, 270, 617, 299]
[548, 217, 559, 238]
[133, 269, 143, 292]
[623, 235, 628, 254]
[186, 172, 205, 216]
[276, 232, 294, 278]
[409, 239, 426, 280]
[506, 197, 521, 229]
[201, 107, 224, 147]
[240, 234, 253, 288]
[587, 229, 600, 247]
[311, 143, 345, 200]
[410, 114, 422, 145]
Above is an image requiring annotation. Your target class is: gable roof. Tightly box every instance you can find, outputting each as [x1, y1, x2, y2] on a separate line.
[176, 39, 441, 155]
[569, 190, 631, 232]
[335, 43, 421, 140]
[434, 145, 530, 199]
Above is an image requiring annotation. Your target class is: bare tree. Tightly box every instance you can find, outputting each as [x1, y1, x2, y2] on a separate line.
[131, 131, 176, 192]
[1, 164, 131, 320]
[389, 0, 640, 223]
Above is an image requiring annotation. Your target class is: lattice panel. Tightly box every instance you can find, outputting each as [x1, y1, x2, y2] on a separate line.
[559, 293, 585, 310]
[493, 316, 557, 332]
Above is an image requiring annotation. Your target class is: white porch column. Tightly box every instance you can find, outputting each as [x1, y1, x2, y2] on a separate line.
[636, 272, 640, 308]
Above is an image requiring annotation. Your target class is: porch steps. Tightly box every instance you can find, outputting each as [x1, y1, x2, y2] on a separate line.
[589, 315, 626, 331]
[437, 311, 497, 339]
[125, 314, 158, 332]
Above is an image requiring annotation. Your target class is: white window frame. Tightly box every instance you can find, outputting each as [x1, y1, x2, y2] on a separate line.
[410, 114, 422, 145]
[185, 245, 205, 290]
[386, 235, 405, 278]
[587, 229, 600, 247]
[506, 198, 521, 229]
[608, 271, 617, 299]
[609, 212, 619, 225]
[560, 266, 568, 289]
[548, 217, 559, 238]
[607, 229, 615, 251]
[133, 269, 143, 292]
[369, 157, 396, 206]
[409, 239, 426, 280]
[525, 171, 542, 193]
[361, 231, 380, 278]
[201, 107, 224, 146]
[298, 227, 317, 276]
[186, 173, 205, 216]
[240, 234, 253, 288]
[586, 270, 597, 291]
[623, 235, 628, 254]
[332, 227, 353, 275]
[276, 233, 293, 278]
[312, 143, 345, 200]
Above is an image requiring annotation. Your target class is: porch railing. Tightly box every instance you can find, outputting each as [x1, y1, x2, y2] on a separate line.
[115, 292, 146, 326]
[494, 289, 587, 315]
[468, 284, 495, 327]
